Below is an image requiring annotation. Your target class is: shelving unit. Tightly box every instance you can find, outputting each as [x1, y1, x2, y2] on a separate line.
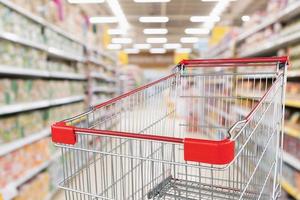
[280, 179, 300, 200]
[204, 5, 300, 199]
[0, 152, 61, 200]
[0, 95, 84, 116]
[0, 0, 118, 199]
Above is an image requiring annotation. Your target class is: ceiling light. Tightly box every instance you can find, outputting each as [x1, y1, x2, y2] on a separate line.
[180, 37, 199, 43]
[68, 0, 104, 3]
[108, 29, 125, 35]
[134, 43, 151, 49]
[241, 15, 250, 22]
[163, 43, 181, 49]
[190, 16, 220, 22]
[107, 0, 130, 29]
[139, 16, 169, 23]
[124, 48, 140, 54]
[176, 48, 192, 53]
[112, 38, 132, 44]
[89, 17, 118, 24]
[143, 28, 168, 34]
[134, 0, 170, 2]
[146, 37, 167, 43]
[185, 28, 210, 34]
[150, 48, 166, 54]
[203, 0, 231, 30]
[202, 0, 235, 1]
[107, 44, 122, 50]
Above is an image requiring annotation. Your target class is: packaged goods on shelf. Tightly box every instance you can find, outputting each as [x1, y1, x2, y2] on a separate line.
[284, 133, 300, 160]
[0, 137, 51, 188]
[46, 102, 85, 126]
[45, 28, 84, 57]
[0, 3, 44, 44]
[0, 78, 85, 106]
[0, 101, 85, 144]
[14, 171, 50, 200]
[0, 40, 47, 70]
[282, 162, 300, 191]
[286, 82, 300, 98]
[0, 110, 45, 144]
[47, 60, 76, 73]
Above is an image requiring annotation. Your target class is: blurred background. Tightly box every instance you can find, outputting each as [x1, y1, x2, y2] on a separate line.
[0, 0, 299, 199]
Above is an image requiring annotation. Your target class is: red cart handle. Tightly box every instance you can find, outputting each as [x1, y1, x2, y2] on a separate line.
[180, 56, 288, 66]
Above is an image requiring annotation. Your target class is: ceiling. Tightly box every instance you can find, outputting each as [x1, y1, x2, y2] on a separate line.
[82, 0, 269, 50]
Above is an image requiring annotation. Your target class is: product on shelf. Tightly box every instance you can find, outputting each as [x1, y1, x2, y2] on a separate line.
[0, 78, 85, 106]
[282, 162, 300, 191]
[13, 171, 50, 200]
[0, 40, 47, 69]
[0, 137, 51, 188]
[0, 3, 44, 43]
[0, 102, 85, 144]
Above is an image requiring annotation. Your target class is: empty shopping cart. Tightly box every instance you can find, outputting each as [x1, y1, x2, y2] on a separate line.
[52, 57, 288, 200]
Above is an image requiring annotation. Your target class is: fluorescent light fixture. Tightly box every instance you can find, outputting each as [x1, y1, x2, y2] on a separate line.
[107, 44, 122, 50]
[241, 15, 250, 22]
[89, 17, 118, 24]
[143, 28, 168, 34]
[134, 0, 170, 2]
[134, 43, 151, 49]
[112, 38, 132, 44]
[68, 0, 104, 3]
[124, 48, 140, 54]
[163, 43, 181, 49]
[180, 37, 199, 43]
[146, 37, 167, 43]
[185, 28, 210, 34]
[139, 16, 169, 23]
[202, 0, 235, 1]
[190, 16, 220, 22]
[150, 48, 166, 54]
[203, 0, 231, 30]
[176, 48, 192, 53]
[108, 29, 125, 35]
[107, 0, 130, 29]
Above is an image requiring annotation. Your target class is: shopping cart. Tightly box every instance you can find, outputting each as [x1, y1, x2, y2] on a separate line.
[52, 57, 288, 200]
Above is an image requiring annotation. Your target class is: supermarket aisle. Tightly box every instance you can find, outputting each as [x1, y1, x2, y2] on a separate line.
[1, 0, 300, 199]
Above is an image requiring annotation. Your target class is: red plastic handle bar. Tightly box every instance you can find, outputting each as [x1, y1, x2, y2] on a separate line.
[180, 56, 289, 66]
[52, 123, 235, 165]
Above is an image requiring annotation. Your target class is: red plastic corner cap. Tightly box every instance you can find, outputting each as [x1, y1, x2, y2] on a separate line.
[184, 138, 235, 165]
[51, 122, 76, 145]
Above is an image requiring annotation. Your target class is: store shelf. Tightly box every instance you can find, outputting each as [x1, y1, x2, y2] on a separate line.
[0, 95, 84, 116]
[0, 0, 84, 46]
[90, 72, 116, 82]
[49, 71, 86, 80]
[89, 58, 106, 67]
[240, 30, 300, 57]
[0, 152, 60, 200]
[0, 129, 50, 157]
[286, 98, 300, 108]
[282, 151, 300, 171]
[0, 65, 86, 80]
[0, 31, 85, 62]
[47, 47, 85, 62]
[206, 44, 229, 58]
[288, 70, 300, 78]
[236, 1, 300, 42]
[285, 124, 300, 139]
[280, 179, 300, 200]
[92, 87, 116, 93]
[0, 31, 46, 51]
